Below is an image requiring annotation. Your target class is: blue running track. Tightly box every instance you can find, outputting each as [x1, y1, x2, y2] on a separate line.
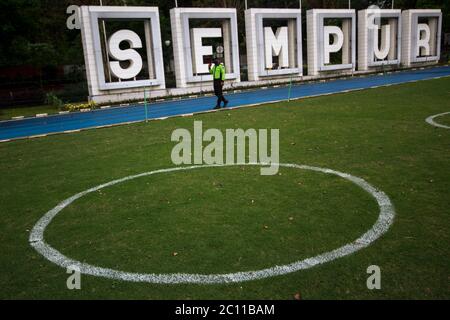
[1, 66, 450, 141]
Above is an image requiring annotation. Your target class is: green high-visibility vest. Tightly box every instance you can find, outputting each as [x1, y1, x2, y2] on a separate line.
[210, 63, 226, 81]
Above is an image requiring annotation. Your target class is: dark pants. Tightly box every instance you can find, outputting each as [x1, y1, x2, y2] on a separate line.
[213, 79, 228, 107]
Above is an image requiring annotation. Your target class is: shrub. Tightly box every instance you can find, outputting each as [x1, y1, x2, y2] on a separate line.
[45, 92, 63, 109]
[64, 101, 97, 112]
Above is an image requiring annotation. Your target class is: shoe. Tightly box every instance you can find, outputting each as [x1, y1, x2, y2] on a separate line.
[213, 105, 221, 110]
[223, 101, 229, 108]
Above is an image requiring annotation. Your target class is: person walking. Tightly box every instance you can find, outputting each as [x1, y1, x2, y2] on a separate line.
[209, 58, 228, 109]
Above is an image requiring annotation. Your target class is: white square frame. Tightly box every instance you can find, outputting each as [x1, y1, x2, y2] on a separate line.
[245, 8, 302, 79]
[369, 10, 401, 67]
[170, 8, 240, 87]
[358, 9, 402, 71]
[85, 6, 165, 91]
[402, 9, 442, 66]
[318, 11, 356, 71]
[410, 11, 442, 63]
[307, 9, 356, 76]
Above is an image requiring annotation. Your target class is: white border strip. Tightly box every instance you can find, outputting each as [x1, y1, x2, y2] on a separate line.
[29, 163, 395, 284]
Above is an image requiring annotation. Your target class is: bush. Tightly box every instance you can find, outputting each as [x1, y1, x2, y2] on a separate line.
[64, 101, 97, 112]
[45, 92, 63, 109]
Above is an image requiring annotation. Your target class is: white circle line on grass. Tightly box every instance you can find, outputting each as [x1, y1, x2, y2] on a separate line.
[29, 163, 395, 284]
[425, 111, 450, 129]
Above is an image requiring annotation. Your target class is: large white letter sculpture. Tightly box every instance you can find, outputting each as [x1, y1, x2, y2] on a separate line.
[245, 8, 302, 81]
[264, 27, 289, 69]
[170, 7, 240, 88]
[323, 26, 344, 64]
[79, 6, 165, 104]
[358, 9, 401, 71]
[401, 9, 442, 66]
[108, 30, 143, 80]
[373, 25, 391, 60]
[416, 23, 431, 56]
[191, 28, 222, 74]
[307, 9, 355, 76]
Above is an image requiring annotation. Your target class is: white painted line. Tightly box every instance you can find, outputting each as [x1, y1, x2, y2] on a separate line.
[36, 113, 48, 118]
[188, 95, 198, 99]
[80, 108, 91, 112]
[59, 111, 70, 114]
[261, 86, 268, 90]
[425, 111, 450, 129]
[120, 103, 129, 106]
[64, 130, 81, 134]
[273, 85, 280, 88]
[29, 134, 47, 139]
[12, 116, 24, 120]
[101, 106, 111, 109]
[155, 116, 168, 120]
[197, 109, 218, 114]
[156, 99, 165, 102]
[0, 139, 11, 143]
[182, 113, 194, 117]
[29, 163, 395, 284]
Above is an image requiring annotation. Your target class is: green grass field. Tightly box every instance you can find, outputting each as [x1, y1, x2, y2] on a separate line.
[0, 105, 60, 121]
[437, 113, 450, 127]
[0, 78, 449, 299]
